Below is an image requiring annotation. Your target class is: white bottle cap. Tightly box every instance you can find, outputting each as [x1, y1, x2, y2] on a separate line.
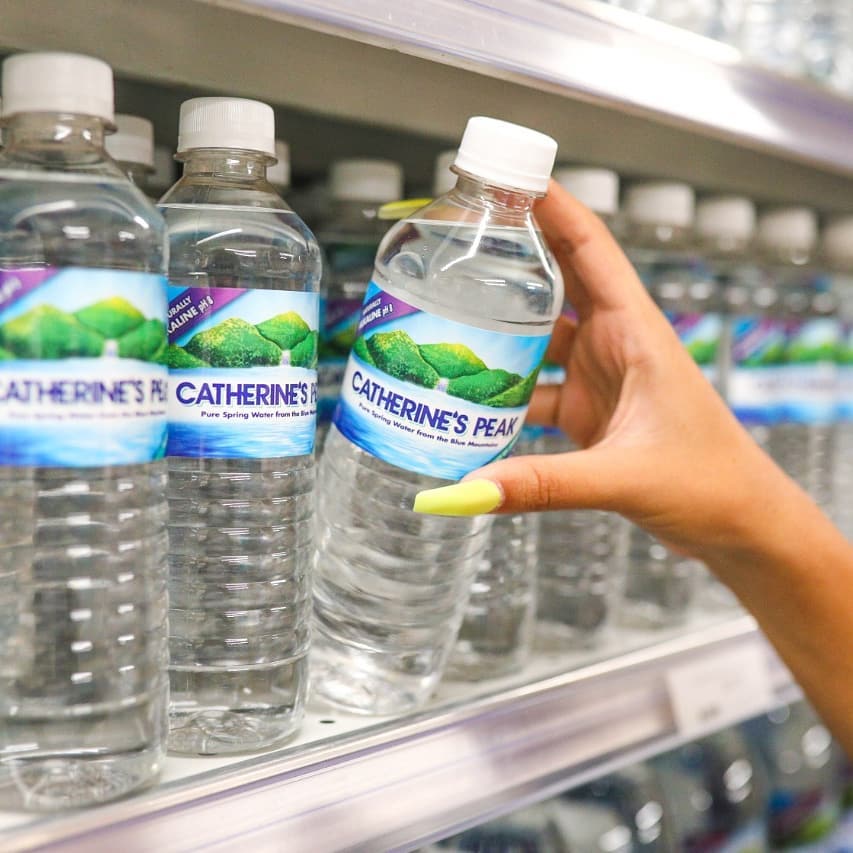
[267, 139, 291, 189]
[105, 113, 154, 170]
[553, 167, 619, 215]
[177, 97, 275, 156]
[821, 215, 853, 266]
[1, 52, 114, 125]
[454, 117, 557, 194]
[695, 195, 756, 241]
[433, 149, 457, 197]
[329, 159, 403, 202]
[624, 181, 695, 228]
[757, 206, 817, 253]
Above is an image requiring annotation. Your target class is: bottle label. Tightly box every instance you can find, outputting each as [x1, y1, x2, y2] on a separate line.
[666, 310, 723, 386]
[334, 282, 550, 480]
[0, 267, 169, 467]
[166, 286, 319, 458]
[839, 322, 853, 423]
[770, 788, 841, 851]
[713, 819, 768, 853]
[318, 295, 365, 424]
[728, 316, 786, 425]
[780, 317, 839, 425]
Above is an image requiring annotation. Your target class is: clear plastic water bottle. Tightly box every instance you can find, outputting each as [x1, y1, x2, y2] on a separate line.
[105, 113, 155, 197]
[654, 728, 770, 852]
[160, 98, 321, 753]
[745, 702, 844, 850]
[696, 195, 758, 612]
[316, 159, 402, 451]
[620, 182, 705, 629]
[757, 208, 835, 510]
[266, 139, 291, 194]
[566, 762, 674, 851]
[802, 2, 853, 93]
[822, 216, 853, 540]
[534, 168, 628, 650]
[0, 52, 169, 809]
[150, 143, 177, 201]
[313, 117, 562, 714]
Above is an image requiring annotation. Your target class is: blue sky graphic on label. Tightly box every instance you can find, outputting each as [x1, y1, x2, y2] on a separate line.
[167, 286, 319, 458]
[334, 281, 550, 480]
[0, 267, 169, 467]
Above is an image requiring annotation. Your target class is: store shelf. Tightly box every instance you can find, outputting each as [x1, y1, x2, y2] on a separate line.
[4, 0, 853, 205]
[0, 615, 798, 853]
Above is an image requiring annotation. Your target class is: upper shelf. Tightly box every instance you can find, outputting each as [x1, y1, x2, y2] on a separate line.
[1, 616, 798, 853]
[4, 0, 853, 207]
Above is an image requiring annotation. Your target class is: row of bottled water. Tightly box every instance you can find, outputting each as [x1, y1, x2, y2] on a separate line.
[429, 700, 851, 852]
[605, 0, 853, 97]
[0, 50, 849, 814]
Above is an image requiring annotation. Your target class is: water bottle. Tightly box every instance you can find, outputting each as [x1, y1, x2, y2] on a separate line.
[312, 117, 561, 714]
[316, 159, 402, 451]
[757, 208, 834, 508]
[822, 216, 853, 540]
[566, 763, 674, 851]
[654, 729, 770, 852]
[150, 143, 177, 201]
[534, 168, 629, 650]
[696, 195, 758, 612]
[745, 702, 844, 850]
[0, 52, 169, 809]
[266, 139, 291, 194]
[435, 804, 567, 852]
[738, 1, 809, 78]
[620, 182, 705, 629]
[802, 2, 853, 94]
[105, 113, 155, 197]
[160, 98, 321, 753]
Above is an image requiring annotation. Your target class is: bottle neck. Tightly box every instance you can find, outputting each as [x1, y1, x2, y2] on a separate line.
[178, 148, 272, 182]
[2, 112, 109, 163]
[452, 171, 540, 215]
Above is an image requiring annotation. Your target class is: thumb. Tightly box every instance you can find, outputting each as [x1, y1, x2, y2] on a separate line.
[412, 447, 629, 516]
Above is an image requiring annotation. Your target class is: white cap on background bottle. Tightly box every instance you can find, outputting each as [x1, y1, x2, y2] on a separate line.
[177, 97, 275, 156]
[105, 113, 154, 170]
[821, 215, 853, 267]
[454, 116, 557, 193]
[1, 52, 114, 124]
[433, 149, 457, 197]
[696, 195, 756, 242]
[267, 139, 291, 189]
[757, 206, 817, 254]
[329, 159, 403, 202]
[553, 167, 619, 216]
[624, 181, 695, 227]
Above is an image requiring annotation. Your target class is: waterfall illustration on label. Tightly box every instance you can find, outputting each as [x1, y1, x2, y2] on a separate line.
[334, 282, 550, 480]
[0, 267, 169, 466]
[166, 286, 319, 458]
[781, 317, 839, 425]
[666, 310, 723, 386]
[728, 316, 787, 425]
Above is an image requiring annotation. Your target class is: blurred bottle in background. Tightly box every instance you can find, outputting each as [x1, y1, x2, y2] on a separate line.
[267, 139, 291, 194]
[105, 112, 155, 195]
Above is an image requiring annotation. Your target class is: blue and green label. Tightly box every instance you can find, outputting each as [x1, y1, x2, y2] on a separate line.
[0, 267, 168, 467]
[780, 317, 839, 425]
[334, 282, 550, 480]
[666, 310, 723, 386]
[167, 286, 318, 458]
[728, 316, 786, 425]
[839, 321, 853, 423]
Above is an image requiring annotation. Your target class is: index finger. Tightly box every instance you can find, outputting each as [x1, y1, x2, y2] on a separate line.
[534, 180, 650, 318]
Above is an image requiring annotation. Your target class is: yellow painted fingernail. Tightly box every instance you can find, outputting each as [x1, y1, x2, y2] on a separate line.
[412, 479, 503, 516]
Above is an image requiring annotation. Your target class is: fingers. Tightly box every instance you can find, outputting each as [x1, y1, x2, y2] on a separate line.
[534, 180, 651, 316]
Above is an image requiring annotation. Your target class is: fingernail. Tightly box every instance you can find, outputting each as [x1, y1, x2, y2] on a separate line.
[412, 479, 503, 516]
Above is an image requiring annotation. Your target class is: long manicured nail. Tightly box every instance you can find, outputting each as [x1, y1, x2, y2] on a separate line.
[413, 479, 503, 516]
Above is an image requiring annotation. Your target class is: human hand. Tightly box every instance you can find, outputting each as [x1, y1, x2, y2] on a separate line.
[413, 179, 794, 564]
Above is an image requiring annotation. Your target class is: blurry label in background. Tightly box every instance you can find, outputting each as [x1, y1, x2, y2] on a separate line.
[335, 281, 550, 479]
[769, 788, 841, 851]
[665, 310, 723, 386]
[715, 818, 768, 853]
[780, 317, 839, 425]
[166, 286, 318, 457]
[838, 321, 853, 422]
[318, 296, 364, 424]
[728, 316, 787, 425]
[0, 267, 169, 466]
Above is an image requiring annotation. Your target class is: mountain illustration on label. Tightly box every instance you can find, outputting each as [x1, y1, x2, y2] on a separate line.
[0, 297, 167, 363]
[352, 329, 540, 409]
[168, 311, 318, 370]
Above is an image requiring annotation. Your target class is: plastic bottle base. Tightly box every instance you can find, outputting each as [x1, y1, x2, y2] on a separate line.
[167, 708, 303, 755]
